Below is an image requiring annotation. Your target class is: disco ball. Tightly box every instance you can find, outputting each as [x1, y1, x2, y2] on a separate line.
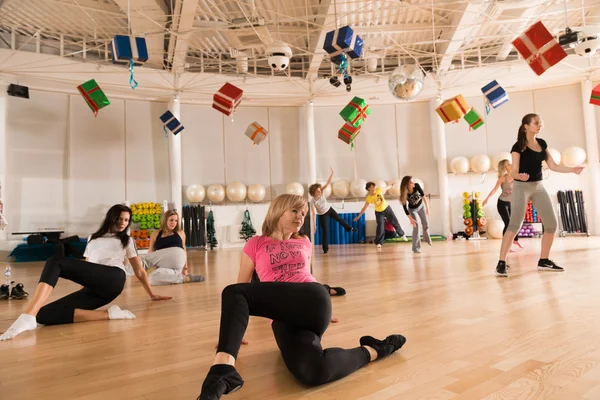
[388, 65, 425, 100]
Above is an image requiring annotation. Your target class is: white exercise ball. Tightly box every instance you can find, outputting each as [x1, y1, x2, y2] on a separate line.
[487, 219, 505, 239]
[386, 179, 402, 197]
[542, 148, 561, 170]
[470, 154, 491, 173]
[317, 180, 332, 198]
[286, 182, 304, 196]
[374, 180, 388, 195]
[206, 184, 225, 202]
[186, 184, 205, 203]
[226, 181, 247, 202]
[247, 184, 266, 202]
[332, 180, 350, 198]
[413, 177, 424, 190]
[450, 156, 470, 174]
[492, 152, 512, 171]
[561, 146, 586, 167]
[350, 179, 367, 197]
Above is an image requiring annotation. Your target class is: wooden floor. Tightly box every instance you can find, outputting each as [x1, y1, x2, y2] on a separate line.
[2, 238, 600, 400]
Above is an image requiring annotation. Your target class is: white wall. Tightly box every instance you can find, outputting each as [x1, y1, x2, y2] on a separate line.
[3, 82, 597, 247]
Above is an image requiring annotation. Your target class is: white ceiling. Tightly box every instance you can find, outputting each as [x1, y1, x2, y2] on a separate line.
[1, 0, 600, 104]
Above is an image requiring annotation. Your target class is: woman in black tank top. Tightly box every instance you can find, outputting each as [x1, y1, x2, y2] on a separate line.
[139, 210, 205, 285]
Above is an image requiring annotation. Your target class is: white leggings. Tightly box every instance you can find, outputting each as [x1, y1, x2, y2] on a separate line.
[140, 247, 187, 285]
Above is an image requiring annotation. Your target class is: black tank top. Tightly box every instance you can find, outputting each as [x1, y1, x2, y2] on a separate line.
[155, 231, 184, 250]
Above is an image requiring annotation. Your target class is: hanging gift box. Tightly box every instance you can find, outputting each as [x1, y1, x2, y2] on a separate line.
[244, 122, 267, 145]
[213, 83, 243, 116]
[77, 79, 110, 117]
[111, 35, 148, 64]
[435, 95, 469, 123]
[512, 21, 567, 76]
[463, 108, 484, 131]
[159, 111, 184, 135]
[481, 80, 509, 109]
[338, 122, 361, 148]
[323, 25, 364, 64]
[590, 84, 600, 106]
[339, 96, 371, 128]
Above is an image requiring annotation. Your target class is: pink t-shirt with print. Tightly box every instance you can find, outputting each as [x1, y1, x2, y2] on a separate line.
[243, 235, 316, 283]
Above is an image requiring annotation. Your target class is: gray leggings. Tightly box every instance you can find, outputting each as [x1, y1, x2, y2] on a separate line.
[408, 203, 430, 251]
[140, 247, 187, 285]
[507, 181, 557, 234]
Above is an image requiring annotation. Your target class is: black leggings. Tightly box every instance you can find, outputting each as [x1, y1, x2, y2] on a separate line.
[317, 207, 353, 252]
[217, 282, 370, 386]
[375, 207, 404, 245]
[36, 256, 126, 326]
[497, 199, 519, 242]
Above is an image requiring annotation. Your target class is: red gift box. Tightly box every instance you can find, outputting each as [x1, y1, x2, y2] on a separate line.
[213, 83, 243, 116]
[512, 21, 567, 76]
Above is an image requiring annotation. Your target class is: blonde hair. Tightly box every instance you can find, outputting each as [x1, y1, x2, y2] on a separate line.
[497, 159, 510, 178]
[262, 194, 308, 239]
[160, 210, 181, 234]
[399, 175, 412, 204]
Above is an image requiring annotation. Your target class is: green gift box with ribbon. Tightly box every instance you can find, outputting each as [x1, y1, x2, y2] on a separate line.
[339, 96, 371, 128]
[463, 108, 484, 131]
[77, 79, 110, 117]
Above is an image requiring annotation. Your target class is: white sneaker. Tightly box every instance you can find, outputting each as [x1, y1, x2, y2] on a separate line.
[376, 244, 382, 249]
[401, 235, 408, 242]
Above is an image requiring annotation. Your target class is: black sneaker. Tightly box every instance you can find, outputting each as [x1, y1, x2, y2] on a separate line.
[496, 261, 508, 277]
[0, 284, 9, 300]
[10, 283, 29, 300]
[537, 259, 564, 271]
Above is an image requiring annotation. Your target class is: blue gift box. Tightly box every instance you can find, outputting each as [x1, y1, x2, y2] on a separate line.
[323, 25, 364, 63]
[481, 80, 509, 108]
[112, 35, 148, 64]
[159, 111, 184, 135]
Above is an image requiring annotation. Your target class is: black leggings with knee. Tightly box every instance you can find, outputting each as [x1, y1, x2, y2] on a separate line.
[36, 256, 126, 325]
[497, 199, 519, 241]
[217, 282, 370, 386]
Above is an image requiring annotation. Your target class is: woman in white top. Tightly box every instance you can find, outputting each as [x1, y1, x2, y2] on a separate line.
[309, 167, 356, 254]
[0, 204, 171, 341]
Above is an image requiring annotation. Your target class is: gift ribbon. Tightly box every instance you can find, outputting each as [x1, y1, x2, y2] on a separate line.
[215, 84, 242, 104]
[129, 59, 138, 89]
[438, 97, 468, 123]
[249, 123, 267, 144]
[77, 84, 100, 117]
[516, 31, 556, 72]
[329, 28, 358, 58]
[348, 102, 369, 125]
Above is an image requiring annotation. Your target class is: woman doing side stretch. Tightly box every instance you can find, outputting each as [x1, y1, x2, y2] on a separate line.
[495, 114, 584, 277]
[141, 210, 205, 285]
[197, 194, 406, 400]
[0, 204, 171, 341]
[399, 176, 431, 253]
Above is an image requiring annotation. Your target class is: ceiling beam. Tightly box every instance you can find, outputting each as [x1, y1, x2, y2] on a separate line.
[436, 0, 490, 74]
[167, 0, 200, 73]
[112, 0, 168, 67]
[306, 0, 337, 80]
[495, 6, 542, 61]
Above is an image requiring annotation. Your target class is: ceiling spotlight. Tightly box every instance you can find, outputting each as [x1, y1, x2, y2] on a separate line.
[329, 76, 341, 87]
[343, 75, 352, 92]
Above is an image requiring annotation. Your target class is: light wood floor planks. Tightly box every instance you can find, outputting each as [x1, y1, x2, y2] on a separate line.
[2, 237, 600, 400]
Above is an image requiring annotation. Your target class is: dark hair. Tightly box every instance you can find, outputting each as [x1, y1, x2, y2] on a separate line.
[365, 181, 375, 191]
[399, 175, 412, 204]
[89, 204, 132, 248]
[308, 183, 322, 197]
[517, 113, 538, 151]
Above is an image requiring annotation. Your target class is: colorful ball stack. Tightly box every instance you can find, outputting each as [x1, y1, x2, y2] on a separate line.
[524, 200, 541, 223]
[518, 223, 539, 238]
[461, 191, 487, 237]
[130, 202, 163, 249]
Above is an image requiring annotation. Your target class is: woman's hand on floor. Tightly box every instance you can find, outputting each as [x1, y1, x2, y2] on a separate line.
[150, 293, 172, 301]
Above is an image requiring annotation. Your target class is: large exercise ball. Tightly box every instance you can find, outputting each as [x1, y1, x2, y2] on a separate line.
[350, 179, 367, 197]
[317, 180, 332, 198]
[286, 182, 304, 196]
[374, 180, 388, 195]
[206, 184, 225, 202]
[450, 156, 469, 174]
[542, 148, 561, 169]
[470, 154, 491, 173]
[247, 184, 266, 202]
[487, 219, 505, 239]
[492, 152, 511, 171]
[186, 184, 205, 203]
[562, 146, 586, 167]
[332, 180, 350, 198]
[226, 182, 247, 202]
[387, 178, 402, 197]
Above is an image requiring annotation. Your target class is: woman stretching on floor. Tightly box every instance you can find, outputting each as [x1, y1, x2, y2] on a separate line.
[141, 210, 205, 285]
[0, 204, 171, 341]
[197, 194, 406, 400]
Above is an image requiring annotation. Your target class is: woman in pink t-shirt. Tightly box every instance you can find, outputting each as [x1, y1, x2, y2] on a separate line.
[197, 194, 406, 400]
